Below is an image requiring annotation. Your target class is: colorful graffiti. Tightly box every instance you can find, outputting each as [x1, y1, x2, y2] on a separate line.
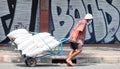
[0, 0, 39, 43]
[50, 0, 120, 43]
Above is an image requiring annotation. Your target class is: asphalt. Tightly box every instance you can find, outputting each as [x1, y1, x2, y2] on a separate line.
[0, 44, 120, 64]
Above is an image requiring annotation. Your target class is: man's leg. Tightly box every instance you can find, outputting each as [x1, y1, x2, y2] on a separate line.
[66, 49, 75, 66]
[66, 42, 83, 66]
[70, 49, 82, 60]
[66, 49, 82, 66]
[67, 49, 75, 59]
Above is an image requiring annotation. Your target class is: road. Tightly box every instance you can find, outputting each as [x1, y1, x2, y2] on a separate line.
[0, 63, 120, 69]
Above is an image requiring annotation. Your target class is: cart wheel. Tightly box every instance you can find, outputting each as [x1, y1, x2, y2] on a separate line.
[25, 57, 37, 67]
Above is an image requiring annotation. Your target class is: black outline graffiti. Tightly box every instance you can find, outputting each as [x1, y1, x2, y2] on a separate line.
[50, 0, 120, 44]
[0, 0, 38, 43]
[0, 0, 16, 43]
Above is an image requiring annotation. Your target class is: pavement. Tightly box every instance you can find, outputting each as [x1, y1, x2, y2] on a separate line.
[0, 44, 120, 64]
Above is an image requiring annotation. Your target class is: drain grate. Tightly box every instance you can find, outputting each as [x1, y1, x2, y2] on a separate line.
[52, 59, 76, 64]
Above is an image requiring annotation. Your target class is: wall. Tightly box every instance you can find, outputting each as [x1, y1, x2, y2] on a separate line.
[0, 0, 120, 44]
[0, 0, 39, 43]
[50, 0, 120, 43]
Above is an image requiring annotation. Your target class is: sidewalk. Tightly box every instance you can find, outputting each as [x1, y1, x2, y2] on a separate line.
[0, 44, 120, 64]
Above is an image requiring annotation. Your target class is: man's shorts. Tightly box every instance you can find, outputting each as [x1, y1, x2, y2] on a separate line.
[70, 42, 83, 50]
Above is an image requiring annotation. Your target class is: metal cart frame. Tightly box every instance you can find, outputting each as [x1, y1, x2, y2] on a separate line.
[12, 38, 70, 67]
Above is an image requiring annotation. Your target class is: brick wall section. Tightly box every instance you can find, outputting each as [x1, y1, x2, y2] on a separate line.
[39, 0, 49, 32]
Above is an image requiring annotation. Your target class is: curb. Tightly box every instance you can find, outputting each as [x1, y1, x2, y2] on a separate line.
[0, 52, 120, 64]
[0, 44, 120, 64]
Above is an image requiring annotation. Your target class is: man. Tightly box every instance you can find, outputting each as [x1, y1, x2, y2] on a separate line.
[66, 13, 93, 66]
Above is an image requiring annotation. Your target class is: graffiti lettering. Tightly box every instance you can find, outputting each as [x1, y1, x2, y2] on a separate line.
[51, 0, 73, 39]
[0, 0, 10, 42]
[0, 0, 38, 43]
[112, 0, 120, 42]
[14, 22, 29, 29]
[50, 0, 120, 43]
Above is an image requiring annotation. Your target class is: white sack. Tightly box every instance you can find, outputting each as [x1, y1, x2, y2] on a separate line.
[17, 33, 51, 50]
[14, 34, 32, 45]
[26, 37, 60, 56]
[7, 29, 29, 39]
[22, 36, 54, 54]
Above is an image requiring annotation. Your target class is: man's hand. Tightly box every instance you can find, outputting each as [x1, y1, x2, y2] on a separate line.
[69, 37, 77, 43]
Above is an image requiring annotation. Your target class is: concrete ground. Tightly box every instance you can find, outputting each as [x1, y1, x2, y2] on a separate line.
[0, 44, 120, 64]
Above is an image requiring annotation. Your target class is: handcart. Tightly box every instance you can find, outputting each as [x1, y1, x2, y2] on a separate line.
[9, 31, 70, 67]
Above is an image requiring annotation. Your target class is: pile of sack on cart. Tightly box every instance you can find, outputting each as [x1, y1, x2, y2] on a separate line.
[7, 29, 60, 57]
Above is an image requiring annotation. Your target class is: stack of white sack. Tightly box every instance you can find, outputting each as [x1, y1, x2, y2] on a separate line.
[7, 29, 60, 57]
[7, 29, 33, 49]
[7, 29, 31, 40]
[21, 33, 60, 57]
[17, 32, 51, 50]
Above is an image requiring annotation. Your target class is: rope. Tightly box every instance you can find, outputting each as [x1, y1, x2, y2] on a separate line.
[30, 32, 70, 56]
[37, 33, 57, 55]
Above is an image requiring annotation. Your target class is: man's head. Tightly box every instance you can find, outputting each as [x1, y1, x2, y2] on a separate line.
[84, 13, 93, 20]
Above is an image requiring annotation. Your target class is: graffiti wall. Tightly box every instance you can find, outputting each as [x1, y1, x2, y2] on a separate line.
[50, 0, 120, 43]
[1, 0, 120, 44]
[0, 0, 39, 43]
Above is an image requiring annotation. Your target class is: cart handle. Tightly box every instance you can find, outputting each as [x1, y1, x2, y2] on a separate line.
[56, 38, 70, 55]
[59, 38, 70, 43]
